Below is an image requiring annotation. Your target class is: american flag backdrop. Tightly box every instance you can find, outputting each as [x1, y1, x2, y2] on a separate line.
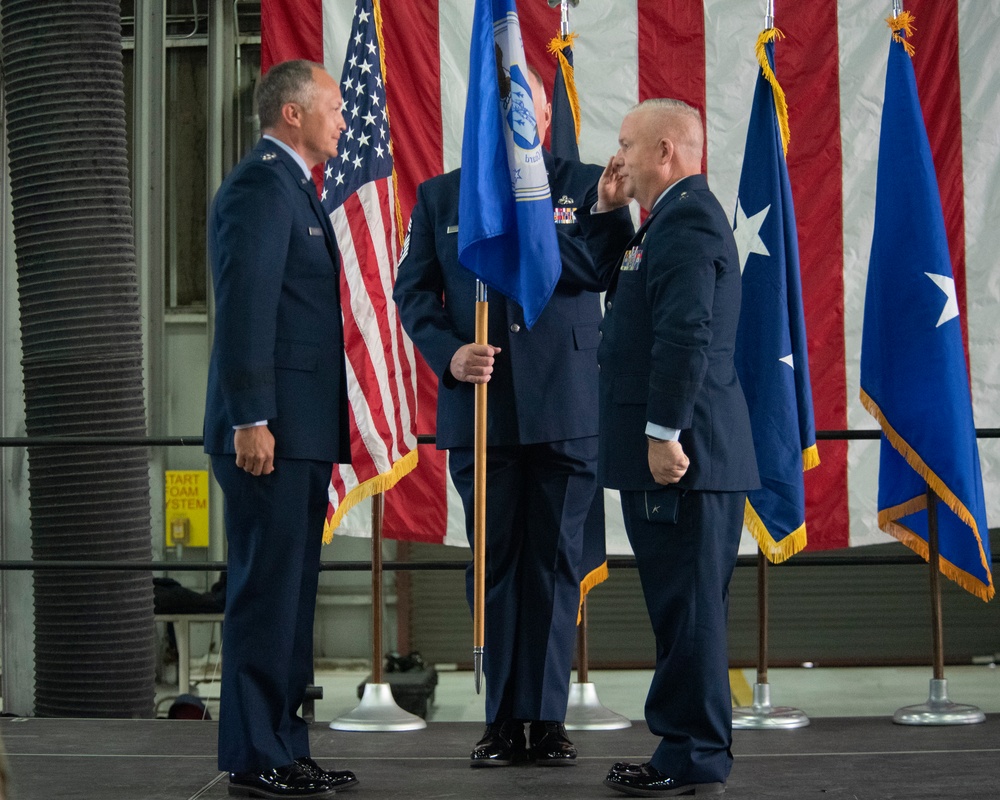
[270, 0, 421, 543]
[262, 0, 1000, 554]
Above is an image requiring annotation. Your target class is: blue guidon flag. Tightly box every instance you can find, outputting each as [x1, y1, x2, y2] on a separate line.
[860, 12, 992, 601]
[458, 0, 561, 329]
[733, 28, 819, 564]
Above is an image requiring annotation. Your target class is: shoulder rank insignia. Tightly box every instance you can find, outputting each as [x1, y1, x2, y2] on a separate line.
[554, 207, 577, 224]
[557, 194, 575, 205]
[262, 152, 277, 161]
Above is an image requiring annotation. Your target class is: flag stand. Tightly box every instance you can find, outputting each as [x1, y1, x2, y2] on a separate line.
[732, 551, 810, 729]
[472, 281, 488, 694]
[330, 492, 426, 731]
[893, 486, 984, 726]
[565, 597, 631, 730]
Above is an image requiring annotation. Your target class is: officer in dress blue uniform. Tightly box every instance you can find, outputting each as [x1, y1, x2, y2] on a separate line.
[204, 60, 358, 799]
[579, 99, 759, 797]
[393, 67, 632, 768]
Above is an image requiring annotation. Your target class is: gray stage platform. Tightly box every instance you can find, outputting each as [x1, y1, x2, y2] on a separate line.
[3, 716, 999, 799]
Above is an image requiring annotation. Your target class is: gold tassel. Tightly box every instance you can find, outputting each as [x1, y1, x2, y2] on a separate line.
[546, 33, 581, 143]
[577, 560, 609, 624]
[860, 388, 994, 601]
[755, 28, 790, 156]
[744, 500, 808, 564]
[887, 10, 916, 58]
[802, 443, 820, 472]
[322, 449, 420, 543]
[371, 0, 406, 248]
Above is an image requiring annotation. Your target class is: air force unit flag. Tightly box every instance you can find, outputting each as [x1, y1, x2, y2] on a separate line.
[860, 13, 992, 601]
[733, 30, 819, 564]
[458, 0, 561, 329]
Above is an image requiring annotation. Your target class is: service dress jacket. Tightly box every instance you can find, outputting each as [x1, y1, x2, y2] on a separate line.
[393, 152, 631, 450]
[580, 174, 759, 492]
[204, 139, 350, 464]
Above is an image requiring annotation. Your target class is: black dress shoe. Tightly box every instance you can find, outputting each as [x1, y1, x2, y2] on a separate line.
[469, 720, 528, 767]
[228, 762, 337, 798]
[294, 757, 359, 791]
[604, 762, 725, 796]
[528, 721, 577, 766]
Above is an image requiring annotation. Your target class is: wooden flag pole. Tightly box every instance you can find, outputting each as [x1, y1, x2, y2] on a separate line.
[473, 281, 488, 694]
[926, 487, 946, 682]
[576, 597, 589, 684]
[370, 492, 385, 686]
[756, 549, 769, 685]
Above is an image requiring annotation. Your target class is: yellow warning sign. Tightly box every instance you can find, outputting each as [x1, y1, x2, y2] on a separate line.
[165, 470, 210, 547]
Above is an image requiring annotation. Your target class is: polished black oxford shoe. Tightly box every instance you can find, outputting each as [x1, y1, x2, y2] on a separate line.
[604, 762, 725, 796]
[528, 720, 577, 766]
[228, 762, 340, 798]
[294, 757, 358, 791]
[469, 719, 528, 767]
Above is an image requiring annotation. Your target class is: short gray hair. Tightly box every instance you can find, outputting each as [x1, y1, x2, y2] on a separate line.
[256, 60, 322, 130]
[628, 98, 704, 156]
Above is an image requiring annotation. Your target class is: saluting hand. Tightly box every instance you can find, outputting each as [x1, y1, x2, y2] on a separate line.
[595, 155, 628, 212]
[648, 439, 689, 485]
[449, 343, 501, 384]
[234, 425, 276, 476]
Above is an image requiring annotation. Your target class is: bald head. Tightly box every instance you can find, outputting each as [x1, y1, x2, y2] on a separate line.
[613, 98, 704, 211]
[628, 99, 704, 174]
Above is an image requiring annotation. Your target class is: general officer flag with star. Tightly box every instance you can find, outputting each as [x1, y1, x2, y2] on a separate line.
[733, 30, 819, 564]
[458, 0, 561, 329]
[860, 12, 992, 601]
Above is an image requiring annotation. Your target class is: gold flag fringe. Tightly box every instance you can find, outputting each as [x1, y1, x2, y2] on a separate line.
[547, 33, 581, 143]
[887, 10, 916, 58]
[744, 499, 807, 564]
[322, 448, 419, 543]
[860, 388, 994, 601]
[372, 0, 405, 247]
[803, 443, 820, 472]
[577, 560, 609, 624]
[755, 28, 790, 155]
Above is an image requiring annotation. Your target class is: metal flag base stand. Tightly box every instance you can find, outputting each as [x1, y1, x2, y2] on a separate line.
[565, 682, 632, 730]
[892, 488, 986, 727]
[565, 597, 632, 730]
[329, 494, 425, 732]
[329, 682, 427, 732]
[893, 678, 985, 726]
[732, 682, 810, 730]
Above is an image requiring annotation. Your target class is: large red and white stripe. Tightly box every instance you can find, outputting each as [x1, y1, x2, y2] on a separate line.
[266, 0, 1000, 551]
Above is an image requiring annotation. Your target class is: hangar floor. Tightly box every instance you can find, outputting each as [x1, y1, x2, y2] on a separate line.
[3, 665, 1000, 799]
[3, 713, 999, 799]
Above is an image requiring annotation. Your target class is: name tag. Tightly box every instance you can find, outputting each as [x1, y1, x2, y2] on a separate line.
[621, 245, 643, 271]
[308, 226, 323, 236]
[446, 225, 459, 234]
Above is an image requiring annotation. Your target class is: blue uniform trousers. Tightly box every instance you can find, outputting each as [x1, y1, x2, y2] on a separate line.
[449, 437, 598, 723]
[212, 456, 331, 772]
[621, 487, 745, 784]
